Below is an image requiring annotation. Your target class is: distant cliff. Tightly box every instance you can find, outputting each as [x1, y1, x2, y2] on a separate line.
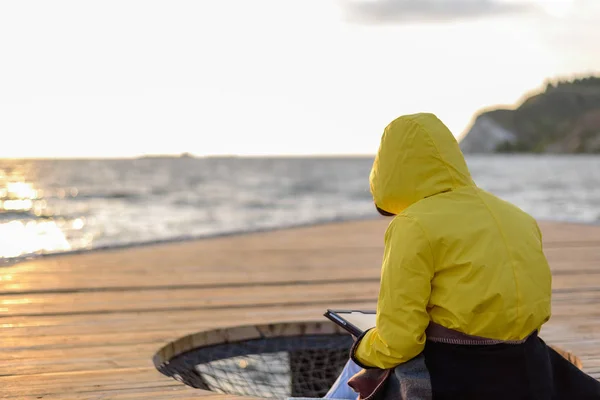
[460, 76, 600, 154]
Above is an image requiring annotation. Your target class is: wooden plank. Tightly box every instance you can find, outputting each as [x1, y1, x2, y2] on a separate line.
[537, 221, 600, 242]
[12, 388, 251, 400]
[0, 302, 377, 353]
[2, 283, 600, 340]
[0, 301, 376, 377]
[0, 301, 376, 339]
[0, 368, 182, 398]
[0, 293, 596, 362]
[0, 281, 381, 317]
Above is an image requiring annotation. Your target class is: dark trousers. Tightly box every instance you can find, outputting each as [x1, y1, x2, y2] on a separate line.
[424, 332, 600, 399]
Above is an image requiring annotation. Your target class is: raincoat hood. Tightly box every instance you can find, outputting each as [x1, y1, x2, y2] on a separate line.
[370, 113, 474, 215]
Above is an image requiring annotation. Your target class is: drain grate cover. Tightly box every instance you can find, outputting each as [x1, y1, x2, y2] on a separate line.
[153, 321, 354, 398]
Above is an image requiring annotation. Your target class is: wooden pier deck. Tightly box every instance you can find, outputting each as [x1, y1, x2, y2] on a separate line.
[1, 219, 600, 399]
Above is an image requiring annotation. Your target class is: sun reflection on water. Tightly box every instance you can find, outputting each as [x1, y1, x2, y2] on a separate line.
[6, 182, 38, 200]
[2, 199, 34, 211]
[0, 220, 72, 259]
[0, 177, 74, 259]
[1, 182, 38, 212]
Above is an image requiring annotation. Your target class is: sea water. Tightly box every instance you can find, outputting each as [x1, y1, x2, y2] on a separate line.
[0, 155, 598, 262]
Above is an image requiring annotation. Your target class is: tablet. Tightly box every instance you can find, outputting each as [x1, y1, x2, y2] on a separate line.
[323, 309, 376, 337]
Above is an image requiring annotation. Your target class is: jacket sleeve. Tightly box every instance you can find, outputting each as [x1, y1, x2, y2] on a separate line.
[352, 215, 434, 369]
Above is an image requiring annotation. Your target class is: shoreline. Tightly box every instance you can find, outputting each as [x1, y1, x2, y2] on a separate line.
[2, 213, 599, 267]
[0, 214, 381, 267]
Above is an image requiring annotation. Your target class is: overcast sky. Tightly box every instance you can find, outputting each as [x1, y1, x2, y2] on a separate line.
[0, 0, 598, 158]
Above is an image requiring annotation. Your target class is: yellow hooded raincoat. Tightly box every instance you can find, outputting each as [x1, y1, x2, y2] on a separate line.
[354, 113, 552, 370]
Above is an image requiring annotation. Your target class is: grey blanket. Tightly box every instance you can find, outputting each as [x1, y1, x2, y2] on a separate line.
[287, 355, 431, 400]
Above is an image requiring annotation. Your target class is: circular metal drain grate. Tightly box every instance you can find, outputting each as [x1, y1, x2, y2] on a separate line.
[153, 321, 353, 398]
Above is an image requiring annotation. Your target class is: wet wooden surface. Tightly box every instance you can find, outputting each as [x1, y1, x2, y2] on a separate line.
[1, 219, 600, 398]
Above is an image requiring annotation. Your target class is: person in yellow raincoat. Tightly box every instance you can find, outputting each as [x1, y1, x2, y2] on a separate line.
[323, 113, 600, 399]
